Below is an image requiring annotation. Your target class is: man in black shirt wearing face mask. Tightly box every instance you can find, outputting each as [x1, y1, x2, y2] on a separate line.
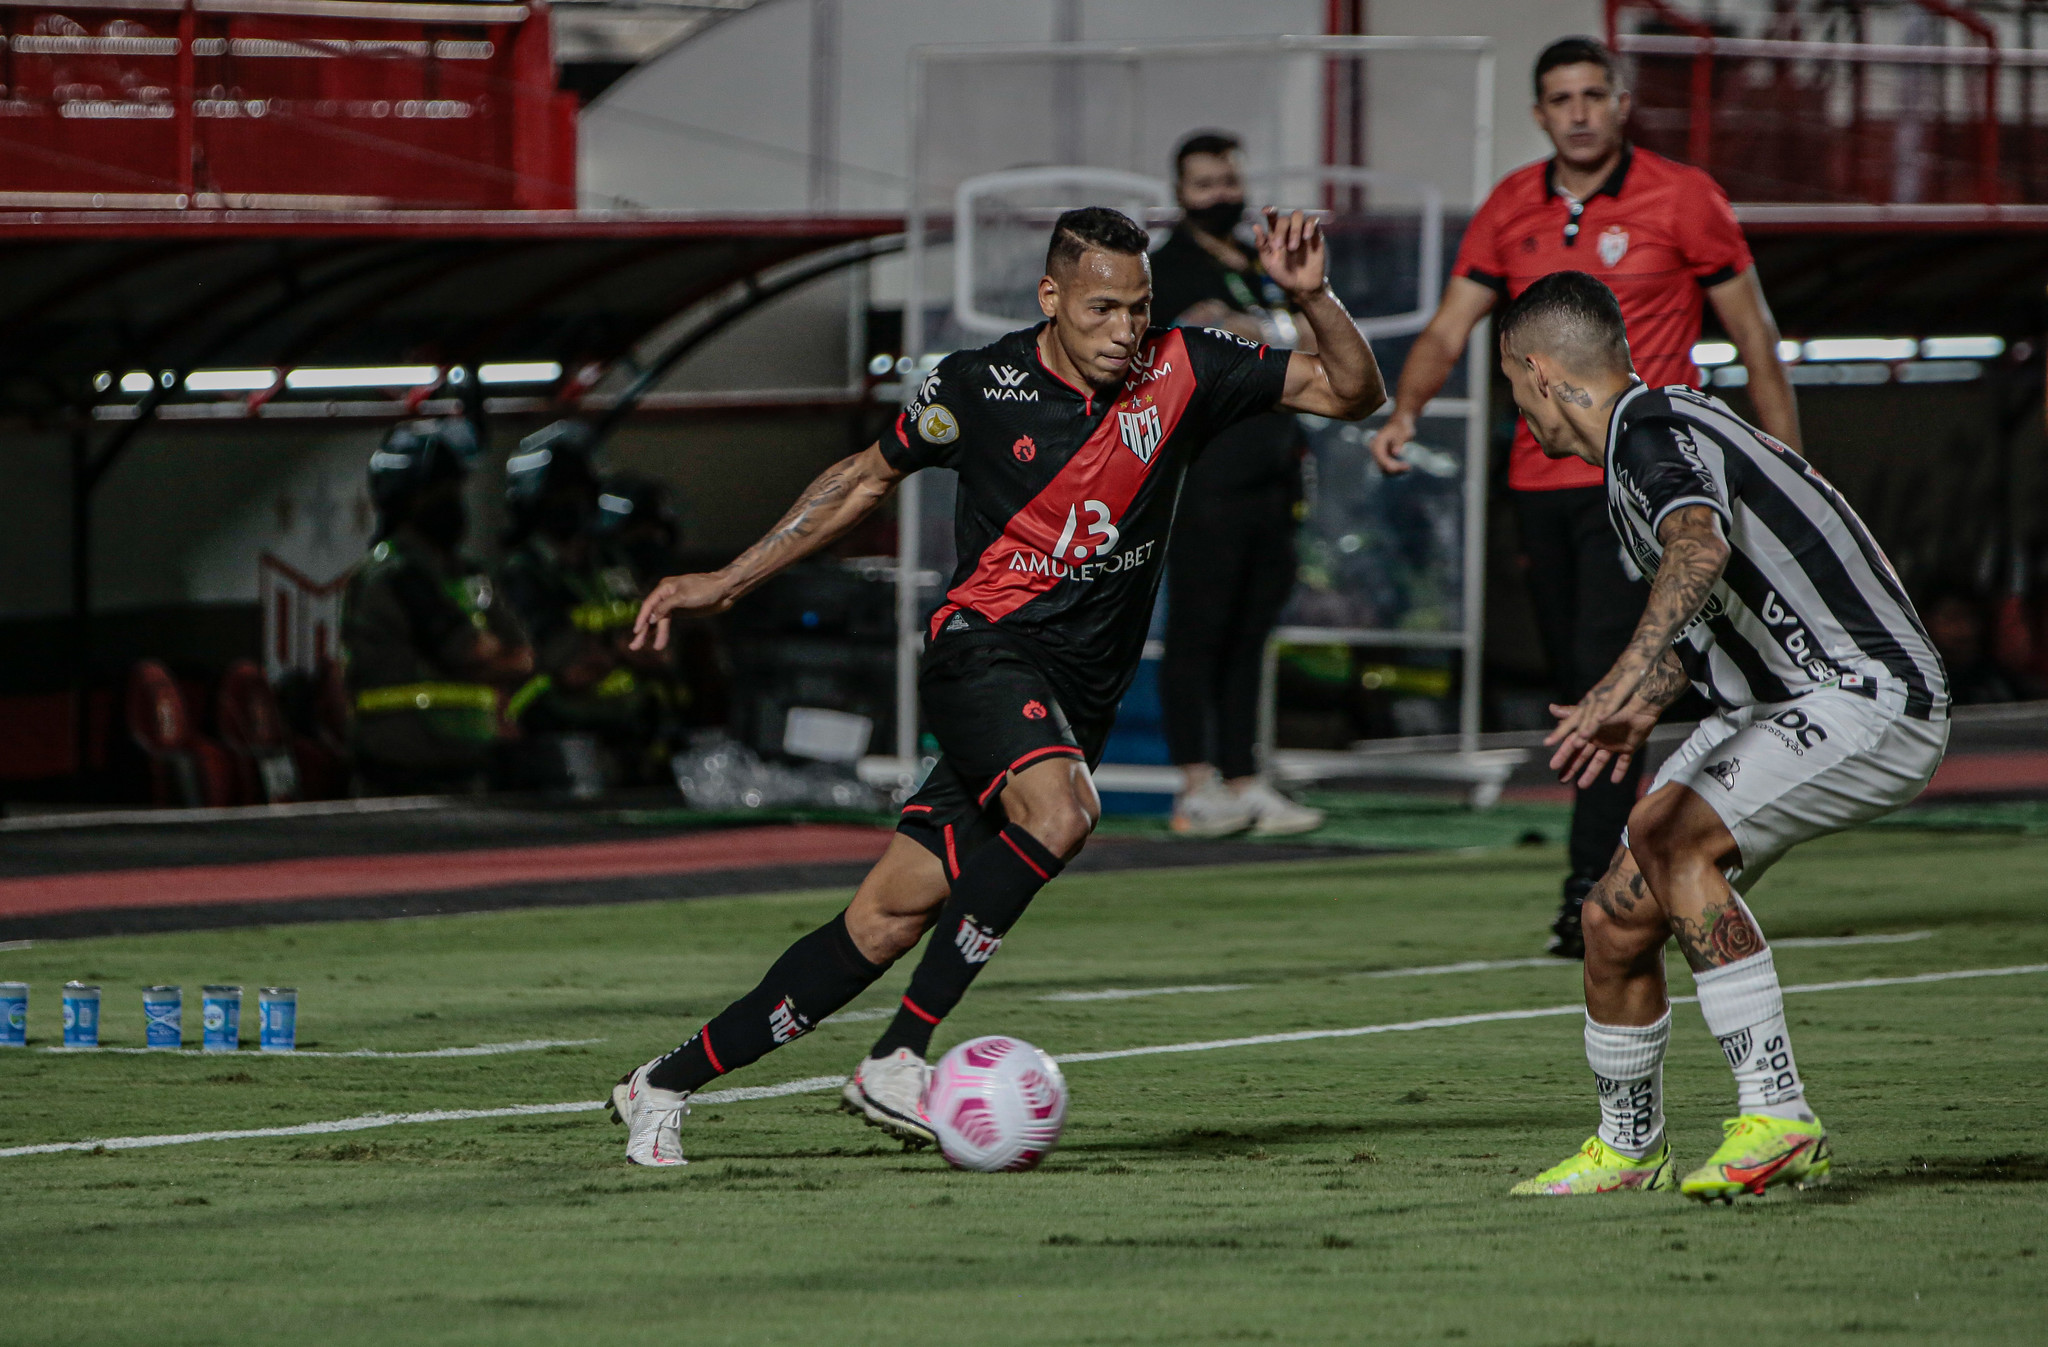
[343, 417, 534, 792]
[1150, 130, 1324, 839]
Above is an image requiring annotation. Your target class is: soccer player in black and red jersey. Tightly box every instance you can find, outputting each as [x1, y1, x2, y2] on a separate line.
[607, 205, 1384, 1165]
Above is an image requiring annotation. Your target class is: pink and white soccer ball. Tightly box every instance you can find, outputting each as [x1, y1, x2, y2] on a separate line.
[925, 1035, 1068, 1172]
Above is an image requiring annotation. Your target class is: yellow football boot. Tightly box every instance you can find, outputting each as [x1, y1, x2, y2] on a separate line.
[1679, 1114, 1831, 1202]
[1510, 1135, 1676, 1196]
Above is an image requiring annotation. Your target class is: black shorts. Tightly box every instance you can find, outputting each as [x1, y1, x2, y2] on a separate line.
[896, 634, 1111, 879]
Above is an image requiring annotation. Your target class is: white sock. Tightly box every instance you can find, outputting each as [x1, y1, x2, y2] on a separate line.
[1585, 1011, 1669, 1159]
[1693, 948, 1815, 1121]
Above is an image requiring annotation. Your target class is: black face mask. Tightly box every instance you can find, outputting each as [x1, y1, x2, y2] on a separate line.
[412, 496, 468, 550]
[1185, 199, 1246, 238]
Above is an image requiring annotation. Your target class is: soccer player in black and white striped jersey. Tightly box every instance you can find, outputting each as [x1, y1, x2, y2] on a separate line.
[1494, 271, 1949, 1202]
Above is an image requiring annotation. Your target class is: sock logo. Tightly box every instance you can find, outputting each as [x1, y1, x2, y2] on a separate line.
[1717, 1026, 1753, 1070]
[954, 916, 1003, 964]
[1595, 1075, 1659, 1149]
[767, 996, 811, 1044]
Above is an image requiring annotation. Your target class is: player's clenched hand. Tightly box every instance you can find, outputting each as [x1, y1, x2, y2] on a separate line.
[1545, 681, 1659, 789]
[1368, 410, 1416, 476]
[1254, 208, 1326, 300]
[631, 572, 732, 651]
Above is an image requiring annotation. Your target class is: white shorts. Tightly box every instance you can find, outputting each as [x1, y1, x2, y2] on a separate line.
[1636, 686, 1949, 893]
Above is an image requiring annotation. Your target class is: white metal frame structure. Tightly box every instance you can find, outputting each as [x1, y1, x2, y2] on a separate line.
[897, 35, 1496, 763]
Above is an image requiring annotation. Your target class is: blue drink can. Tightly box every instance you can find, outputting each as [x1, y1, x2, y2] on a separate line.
[201, 985, 241, 1052]
[0, 982, 26, 1047]
[258, 987, 296, 1053]
[62, 982, 101, 1049]
[143, 985, 182, 1049]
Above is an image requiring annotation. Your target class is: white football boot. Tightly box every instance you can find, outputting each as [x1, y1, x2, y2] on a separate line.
[840, 1047, 936, 1146]
[1237, 780, 1326, 836]
[609, 1060, 690, 1167]
[1171, 779, 1254, 838]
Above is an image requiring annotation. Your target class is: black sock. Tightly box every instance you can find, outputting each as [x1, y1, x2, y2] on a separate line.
[869, 825, 1065, 1060]
[646, 910, 885, 1094]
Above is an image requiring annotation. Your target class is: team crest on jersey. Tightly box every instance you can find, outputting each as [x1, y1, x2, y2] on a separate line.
[1118, 404, 1163, 464]
[917, 404, 960, 444]
[983, 365, 1037, 401]
[1598, 225, 1629, 267]
[1703, 759, 1740, 789]
[1022, 699, 1046, 720]
[1012, 434, 1036, 462]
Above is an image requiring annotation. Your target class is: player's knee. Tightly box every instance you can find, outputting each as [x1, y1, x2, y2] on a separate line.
[1028, 800, 1095, 858]
[1624, 795, 1683, 875]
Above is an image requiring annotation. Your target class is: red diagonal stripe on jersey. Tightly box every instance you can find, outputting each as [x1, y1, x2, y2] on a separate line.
[946, 329, 1197, 624]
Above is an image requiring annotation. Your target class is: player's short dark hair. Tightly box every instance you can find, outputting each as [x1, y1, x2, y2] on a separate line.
[1534, 36, 1619, 98]
[1045, 206, 1150, 276]
[1499, 270, 1631, 373]
[1174, 129, 1242, 179]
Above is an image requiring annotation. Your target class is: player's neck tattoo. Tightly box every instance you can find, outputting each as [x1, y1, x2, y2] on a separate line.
[1552, 379, 1594, 409]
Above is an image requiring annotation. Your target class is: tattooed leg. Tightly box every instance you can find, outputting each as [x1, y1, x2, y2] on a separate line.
[1581, 847, 1672, 1028]
[1671, 893, 1767, 971]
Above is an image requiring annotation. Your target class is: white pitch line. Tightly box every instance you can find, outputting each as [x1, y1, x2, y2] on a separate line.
[1040, 935, 1940, 1002]
[1774, 930, 1933, 948]
[1356, 957, 1558, 979]
[36, 1038, 603, 1059]
[0, 940, 32, 952]
[7, 962, 2041, 1161]
[822, 1007, 896, 1023]
[1040, 984, 1252, 1003]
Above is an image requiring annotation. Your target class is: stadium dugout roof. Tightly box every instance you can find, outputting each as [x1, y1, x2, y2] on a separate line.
[0, 209, 906, 431]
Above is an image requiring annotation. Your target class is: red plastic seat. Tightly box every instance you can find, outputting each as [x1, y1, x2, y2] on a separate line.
[215, 659, 304, 804]
[126, 659, 236, 808]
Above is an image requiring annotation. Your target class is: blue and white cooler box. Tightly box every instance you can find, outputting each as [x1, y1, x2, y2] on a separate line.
[201, 985, 242, 1052]
[62, 981, 100, 1048]
[144, 985, 183, 1049]
[0, 982, 26, 1047]
[258, 987, 296, 1053]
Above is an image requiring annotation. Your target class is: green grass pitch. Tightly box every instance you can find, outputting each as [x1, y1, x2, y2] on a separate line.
[3, 828, 2045, 1345]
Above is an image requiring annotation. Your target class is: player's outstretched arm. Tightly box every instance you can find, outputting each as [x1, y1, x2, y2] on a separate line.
[630, 443, 904, 651]
[1256, 208, 1385, 420]
[1368, 275, 1497, 474]
[1546, 505, 1730, 783]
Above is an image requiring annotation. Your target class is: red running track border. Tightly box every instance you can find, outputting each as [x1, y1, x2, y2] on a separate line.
[0, 825, 892, 920]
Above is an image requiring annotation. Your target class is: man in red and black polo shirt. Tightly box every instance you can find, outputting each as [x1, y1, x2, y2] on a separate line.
[1371, 35, 1800, 959]
[605, 206, 1385, 1166]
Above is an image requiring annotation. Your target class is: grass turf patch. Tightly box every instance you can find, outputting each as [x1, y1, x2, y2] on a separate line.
[1, 829, 2045, 1345]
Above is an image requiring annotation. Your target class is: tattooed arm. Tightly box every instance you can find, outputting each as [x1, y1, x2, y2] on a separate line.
[1547, 506, 1729, 786]
[631, 444, 904, 651]
[1549, 648, 1693, 789]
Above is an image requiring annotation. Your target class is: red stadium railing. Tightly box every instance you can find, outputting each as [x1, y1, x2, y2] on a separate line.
[1606, 0, 2048, 205]
[0, 0, 576, 210]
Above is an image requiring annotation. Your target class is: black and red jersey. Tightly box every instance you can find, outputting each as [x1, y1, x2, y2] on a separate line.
[881, 321, 1290, 723]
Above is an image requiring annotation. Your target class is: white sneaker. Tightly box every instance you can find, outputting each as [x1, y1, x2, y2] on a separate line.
[1171, 779, 1254, 838]
[1237, 780, 1326, 836]
[839, 1047, 936, 1146]
[609, 1060, 690, 1167]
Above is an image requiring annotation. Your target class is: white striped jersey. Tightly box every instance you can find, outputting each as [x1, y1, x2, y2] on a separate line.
[1604, 384, 1948, 720]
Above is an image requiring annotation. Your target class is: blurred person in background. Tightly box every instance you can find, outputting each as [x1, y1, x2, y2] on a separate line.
[343, 417, 533, 793]
[1151, 130, 1324, 838]
[497, 421, 669, 782]
[1369, 36, 1801, 958]
[598, 470, 710, 747]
